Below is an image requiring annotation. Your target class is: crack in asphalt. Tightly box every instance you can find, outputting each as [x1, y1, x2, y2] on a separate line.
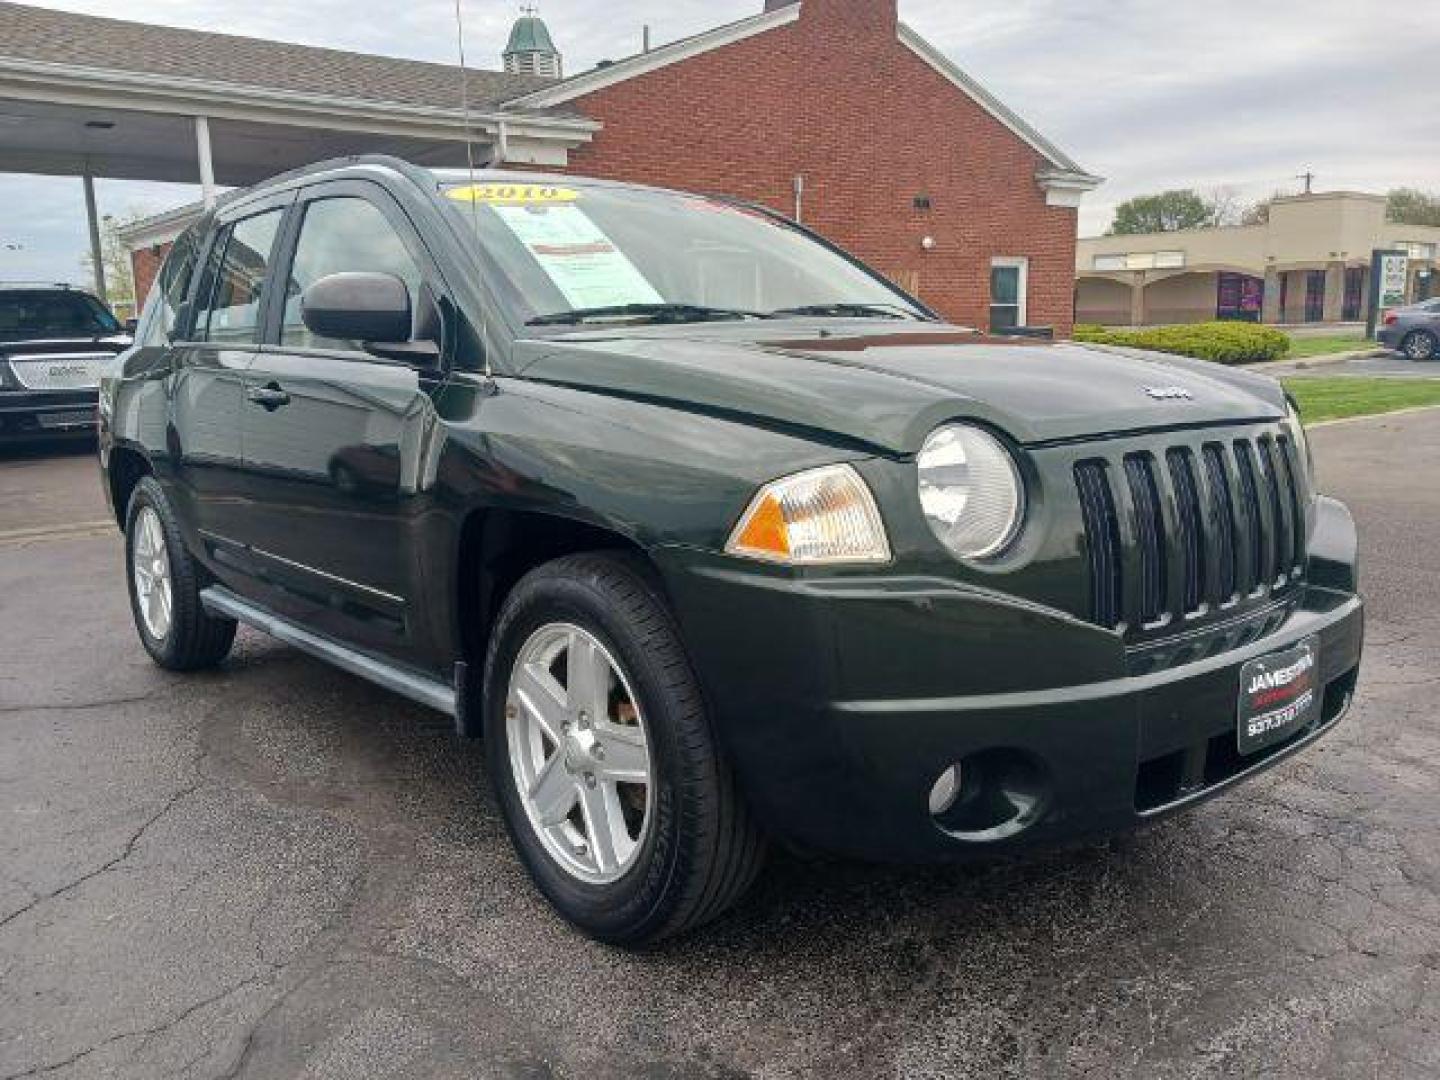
[0, 971, 273, 1080]
[0, 778, 204, 934]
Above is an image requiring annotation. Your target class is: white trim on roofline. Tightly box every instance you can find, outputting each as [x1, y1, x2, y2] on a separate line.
[896, 23, 1101, 188]
[0, 57, 599, 143]
[504, 5, 803, 109]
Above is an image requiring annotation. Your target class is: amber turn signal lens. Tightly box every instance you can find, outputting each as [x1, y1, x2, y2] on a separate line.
[725, 465, 890, 565]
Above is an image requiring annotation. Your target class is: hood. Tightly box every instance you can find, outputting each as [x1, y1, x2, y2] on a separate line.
[511, 322, 1287, 455]
[0, 335, 131, 357]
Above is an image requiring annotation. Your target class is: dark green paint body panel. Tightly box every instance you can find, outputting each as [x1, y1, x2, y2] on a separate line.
[97, 157, 1363, 863]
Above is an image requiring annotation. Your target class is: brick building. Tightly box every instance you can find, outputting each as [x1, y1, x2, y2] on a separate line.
[104, 0, 1099, 332]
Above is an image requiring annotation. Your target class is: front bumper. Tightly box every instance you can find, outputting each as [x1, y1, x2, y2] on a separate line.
[655, 496, 1363, 862]
[0, 389, 98, 442]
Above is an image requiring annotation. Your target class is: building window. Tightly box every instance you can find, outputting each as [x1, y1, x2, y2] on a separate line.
[1217, 272, 1263, 322]
[1154, 250, 1186, 269]
[1093, 254, 1126, 272]
[990, 257, 1028, 331]
[1344, 268, 1365, 322]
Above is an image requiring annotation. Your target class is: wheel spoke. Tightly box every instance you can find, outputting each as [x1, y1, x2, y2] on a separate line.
[593, 719, 649, 784]
[528, 753, 578, 828]
[156, 583, 172, 628]
[579, 779, 623, 874]
[145, 514, 164, 560]
[513, 663, 568, 744]
[566, 630, 611, 720]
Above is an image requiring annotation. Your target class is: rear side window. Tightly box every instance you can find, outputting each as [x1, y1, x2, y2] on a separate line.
[139, 228, 200, 345]
[195, 209, 284, 344]
[279, 196, 426, 351]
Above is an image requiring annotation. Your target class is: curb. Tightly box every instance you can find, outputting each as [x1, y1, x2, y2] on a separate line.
[1243, 348, 1388, 374]
[1307, 404, 1440, 430]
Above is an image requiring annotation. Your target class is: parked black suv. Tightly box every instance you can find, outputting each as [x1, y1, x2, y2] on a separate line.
[100, 157, 1363, 945]
[1, 283, 129, 443]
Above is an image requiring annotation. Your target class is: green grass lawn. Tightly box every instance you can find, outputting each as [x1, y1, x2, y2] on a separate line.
[1284, 333, 1369, 359]
[1284, 377, 1440, 423]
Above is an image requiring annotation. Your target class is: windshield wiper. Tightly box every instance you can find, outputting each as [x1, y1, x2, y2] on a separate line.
[767, 302, 927, 321]
[527, 303, 767, 327]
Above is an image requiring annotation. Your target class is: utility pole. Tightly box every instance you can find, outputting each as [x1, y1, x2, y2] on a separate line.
[1297, 170, 1316, 195]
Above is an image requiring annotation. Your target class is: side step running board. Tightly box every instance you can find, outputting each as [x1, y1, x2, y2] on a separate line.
[200, 586, 457, 718]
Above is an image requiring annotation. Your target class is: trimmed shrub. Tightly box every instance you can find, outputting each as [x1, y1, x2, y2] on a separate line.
[1072, 322, 1291, 365]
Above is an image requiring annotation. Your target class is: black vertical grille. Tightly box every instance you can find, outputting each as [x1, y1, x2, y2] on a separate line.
[1075, 461, 1123, 628]
[1073, 428, 1307, 636]
[1166, 448, 1206, 614]
[1124, 453, 1167, 624]
[1233, 440, 1266, 593]
[1256, 436, 1289, 588]
[1201, 443, 1238, 604]
[1277, 435, 1307, 569]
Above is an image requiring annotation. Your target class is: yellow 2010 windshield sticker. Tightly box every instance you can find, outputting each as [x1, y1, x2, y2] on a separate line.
[446, 183, 579, 205]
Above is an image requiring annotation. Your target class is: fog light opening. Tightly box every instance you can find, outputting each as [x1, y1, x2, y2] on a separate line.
[928, 764, 963, 816]
[928, 748, 1051, 843]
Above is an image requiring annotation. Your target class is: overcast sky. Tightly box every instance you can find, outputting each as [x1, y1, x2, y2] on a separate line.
[3, 0, 1437, 288]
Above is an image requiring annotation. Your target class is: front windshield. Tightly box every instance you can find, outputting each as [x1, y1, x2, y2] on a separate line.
[439, 179, 928, 326]
[0, 290, 120, 341]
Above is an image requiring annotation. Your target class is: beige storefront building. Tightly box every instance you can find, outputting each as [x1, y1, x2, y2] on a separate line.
[1076, 192, 1440, 327]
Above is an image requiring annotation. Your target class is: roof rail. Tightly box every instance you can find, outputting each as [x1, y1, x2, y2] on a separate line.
[0, 281, 77, 289]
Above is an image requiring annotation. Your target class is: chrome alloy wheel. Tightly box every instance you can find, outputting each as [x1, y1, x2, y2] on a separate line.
[505, 623, 654, 885]
[132, 506, 173, 641]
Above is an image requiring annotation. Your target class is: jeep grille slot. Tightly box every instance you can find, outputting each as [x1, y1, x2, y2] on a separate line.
[1074, 460, 1123, 628]
[1277, 435, 1307, 571]
[1255, 436, 1290, 589]
[1123, 453, 1168, 625]
[1200, 443, 1239, 605]
[1166, 448, 1206, 615]
[1233, 440, 1267, 593]
[1070, 426, 1308, 640]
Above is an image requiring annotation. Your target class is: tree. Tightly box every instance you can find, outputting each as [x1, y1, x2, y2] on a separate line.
[1107, 189, 1216, 235]
[1204, 185, 1244, 228]
[79, 212, 138, 311]
[1386, 188, 1440, 228]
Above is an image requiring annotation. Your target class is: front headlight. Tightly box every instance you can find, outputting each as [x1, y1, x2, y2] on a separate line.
[726, 464, 890, 565]
[918, 424, 1025, 560]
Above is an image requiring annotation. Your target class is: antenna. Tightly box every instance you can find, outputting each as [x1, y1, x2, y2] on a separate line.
[1297, 170, 1316, 195]
[452, 0, 493, 382]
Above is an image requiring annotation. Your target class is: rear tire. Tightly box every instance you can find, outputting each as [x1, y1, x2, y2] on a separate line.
[1402, 330, 1438, 361]
[124, 477, 236, 671]
[484, 552, 765, 947]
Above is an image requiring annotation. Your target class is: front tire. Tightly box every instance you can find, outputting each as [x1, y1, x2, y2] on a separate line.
[484, 552, 765, 946]
[1402, 330, 1438, 361]
[125, 476, 236, 671]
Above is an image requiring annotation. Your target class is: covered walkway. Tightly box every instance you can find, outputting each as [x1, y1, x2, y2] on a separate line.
[0, 1, 596, 302]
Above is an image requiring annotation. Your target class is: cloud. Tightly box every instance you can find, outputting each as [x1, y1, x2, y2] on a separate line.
[1, 0, 1436, 281]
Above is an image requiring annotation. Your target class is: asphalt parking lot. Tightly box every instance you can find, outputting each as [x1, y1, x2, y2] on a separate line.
[3, 413, 1439, 1080]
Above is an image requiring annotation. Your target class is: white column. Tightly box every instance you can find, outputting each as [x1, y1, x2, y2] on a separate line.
[82, 161, 106, 301]
[195, 116, 217, 209]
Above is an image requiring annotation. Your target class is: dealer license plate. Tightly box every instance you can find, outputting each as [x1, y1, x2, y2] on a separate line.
[1237, 637, 1321, 756]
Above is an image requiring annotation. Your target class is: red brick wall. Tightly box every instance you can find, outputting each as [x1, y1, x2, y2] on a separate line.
[559, 0, 1079, 334]
[131, 244, 169, 308]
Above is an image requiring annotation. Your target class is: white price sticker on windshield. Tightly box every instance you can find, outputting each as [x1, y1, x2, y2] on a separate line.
[491, 204, 663, 311]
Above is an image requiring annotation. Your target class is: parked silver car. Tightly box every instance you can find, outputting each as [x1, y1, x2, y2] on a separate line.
[1378, 299, 1440, 360]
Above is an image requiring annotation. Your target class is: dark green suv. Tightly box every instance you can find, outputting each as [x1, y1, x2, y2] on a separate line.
[99, 157, 1363, 945]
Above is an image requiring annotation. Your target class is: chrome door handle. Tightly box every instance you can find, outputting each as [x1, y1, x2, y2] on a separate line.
[247, 384, 290, 411]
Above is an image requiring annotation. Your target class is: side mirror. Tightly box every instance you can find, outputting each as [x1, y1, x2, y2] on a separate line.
[301, 272, 413, 345]
[123, 318, 139, 334]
